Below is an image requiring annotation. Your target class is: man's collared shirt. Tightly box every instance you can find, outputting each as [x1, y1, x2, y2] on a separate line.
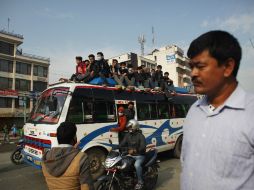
[181, 85, 254, 190]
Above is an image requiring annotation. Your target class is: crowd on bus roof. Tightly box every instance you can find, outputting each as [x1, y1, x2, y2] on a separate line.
[69, 52, 175, 93]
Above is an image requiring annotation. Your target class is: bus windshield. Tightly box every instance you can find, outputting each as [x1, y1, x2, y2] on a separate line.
[28, 87, 69, 124]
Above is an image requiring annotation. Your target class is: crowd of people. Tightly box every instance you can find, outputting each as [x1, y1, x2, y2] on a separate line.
[69, 52, 175, 93]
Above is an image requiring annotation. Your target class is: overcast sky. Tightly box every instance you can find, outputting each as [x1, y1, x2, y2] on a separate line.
[0, 0, 254, 92]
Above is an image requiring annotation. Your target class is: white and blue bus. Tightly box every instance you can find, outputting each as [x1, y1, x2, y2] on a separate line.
[22, 82, 196, 178]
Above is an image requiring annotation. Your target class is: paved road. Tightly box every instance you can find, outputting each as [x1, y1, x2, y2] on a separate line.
[0, 144, 181, 190]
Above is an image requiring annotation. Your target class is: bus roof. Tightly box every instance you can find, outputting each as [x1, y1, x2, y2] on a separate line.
[48, 81, 196, 97]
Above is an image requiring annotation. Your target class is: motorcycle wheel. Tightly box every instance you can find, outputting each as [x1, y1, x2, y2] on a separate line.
[96, 179, 120, 190]
[144, 165, 158, 190]
[10, 148, 24, 165]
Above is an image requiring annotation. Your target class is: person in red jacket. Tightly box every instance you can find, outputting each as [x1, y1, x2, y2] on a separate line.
[70, 56, 87, 82]
[110, 106, 127, 144]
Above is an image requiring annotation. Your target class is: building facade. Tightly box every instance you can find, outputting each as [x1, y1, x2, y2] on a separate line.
[108, 52, 156, 69]
[0, 30, 50, 127]
[145, 45, 192, 87]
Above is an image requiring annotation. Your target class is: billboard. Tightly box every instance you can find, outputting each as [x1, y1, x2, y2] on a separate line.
[166, 54, 176, 63]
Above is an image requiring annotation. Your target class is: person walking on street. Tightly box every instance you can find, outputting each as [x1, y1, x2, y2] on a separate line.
[181, 30, 254, 190]
[3, 124, 9, 143]
[42, 122, 94, 190]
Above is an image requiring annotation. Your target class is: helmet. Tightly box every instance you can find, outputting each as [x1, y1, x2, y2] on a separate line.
[126, 119, 140, 131]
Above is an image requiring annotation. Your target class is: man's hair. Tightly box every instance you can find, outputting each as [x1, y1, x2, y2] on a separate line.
[97, 52, 104, 57]
[120, 62, 126, 66]
[187, 30, 242, 77]
[128, 101, 134, 106]
[57, 122, 77, 144]
[164, 72, 169, 75]
[112, 59, 118, 63]
[88, 54, 95, 58]
[157, 65, 162, 69]
[76, 56, 82, 61]
[137, 66, 143, 70]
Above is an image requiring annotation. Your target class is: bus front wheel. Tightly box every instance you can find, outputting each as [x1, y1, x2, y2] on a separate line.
[86, 148, 106, 180]
[173, 135, 183, 159]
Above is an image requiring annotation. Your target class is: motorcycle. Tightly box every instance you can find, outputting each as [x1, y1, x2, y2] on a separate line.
[10, 139, 24, 165]
[96, 148, 159, 190]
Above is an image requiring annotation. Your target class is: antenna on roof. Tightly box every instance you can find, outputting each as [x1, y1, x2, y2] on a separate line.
[250, 38, 254, 49]
[8, 18, 10, 32]
[152, 26, 155, 47]
[138, 34, 146, 56]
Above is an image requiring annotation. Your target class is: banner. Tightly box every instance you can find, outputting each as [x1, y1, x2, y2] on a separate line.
[0, 89, 18, 98]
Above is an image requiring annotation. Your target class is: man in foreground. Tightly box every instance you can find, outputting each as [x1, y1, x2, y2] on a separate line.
[181, 30, 254, 190]
[42, 122, 94, 190]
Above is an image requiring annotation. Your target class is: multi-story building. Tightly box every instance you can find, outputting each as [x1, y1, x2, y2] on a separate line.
[108, 52, 156, 69]
[0, 30, 50, 127]
[145, 45, 192, 87]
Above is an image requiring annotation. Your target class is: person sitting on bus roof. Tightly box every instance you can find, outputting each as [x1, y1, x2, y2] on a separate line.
[143, 67, 155, 89]
[163, 72, 175, 92]
[113, 62, 128, 87]
[124, 67, 136, 87]
[83, 54, 100, 83]
[70, 56, 87, 82]
[154, 65, 164, 89]
[42, 122, 94, 190]
[110, 106, 127, 144]
[134, 66, 145, 89]
[97, 52, 110, 86]
[109, 59, 120, 77]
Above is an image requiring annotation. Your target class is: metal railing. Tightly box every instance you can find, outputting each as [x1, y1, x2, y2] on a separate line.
[0, 29, 24, 39]
[16, 48, 50, 62]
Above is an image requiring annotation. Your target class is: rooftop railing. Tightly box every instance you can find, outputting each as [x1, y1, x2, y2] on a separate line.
[0, 29, 24, 39]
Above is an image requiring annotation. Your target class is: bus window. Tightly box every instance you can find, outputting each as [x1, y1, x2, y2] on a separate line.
[107, 102, 116, 122]
[93, 88, 114, 101]
[174, 104, 186, 118]
[94, 101, 116, 122]
[157, 103, 170, 119]
[66, 96, 84, 123]
[149, 103, 158, 119]
[84, 101, 93, 123]
[169, 104, 176, 118]
[137, 103, 150, 120]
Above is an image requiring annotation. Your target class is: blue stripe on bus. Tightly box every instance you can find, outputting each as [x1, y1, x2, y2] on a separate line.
[79, 120, 182, 149]
[79, 124, 117, 149]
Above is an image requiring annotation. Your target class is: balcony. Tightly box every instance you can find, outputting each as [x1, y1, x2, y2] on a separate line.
[0, 30, 23, 39]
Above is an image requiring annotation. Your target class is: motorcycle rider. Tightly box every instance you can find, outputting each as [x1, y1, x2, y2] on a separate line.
[119, 119, 146, 190]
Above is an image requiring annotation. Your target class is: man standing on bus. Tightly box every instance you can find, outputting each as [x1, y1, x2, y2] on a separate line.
[42, 122, 94, 190]
[181, 30, 254, 190]
[110, 106, 127, 144]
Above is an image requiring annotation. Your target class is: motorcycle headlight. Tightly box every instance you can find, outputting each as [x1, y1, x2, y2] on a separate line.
[104, 158, 116, 169]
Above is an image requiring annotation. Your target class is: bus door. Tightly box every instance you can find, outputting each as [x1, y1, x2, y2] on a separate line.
[115, 100, 137, 120]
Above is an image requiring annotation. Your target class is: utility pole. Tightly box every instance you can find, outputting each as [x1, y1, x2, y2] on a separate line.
[250, 38, 254, 49]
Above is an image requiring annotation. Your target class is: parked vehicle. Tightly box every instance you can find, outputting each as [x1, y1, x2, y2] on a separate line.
[10, 139, 24, 165]
[96, 148, 159, 190]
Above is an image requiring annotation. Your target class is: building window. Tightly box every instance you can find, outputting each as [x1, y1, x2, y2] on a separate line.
[0, 59, 13, 73]
[33, 65, 48, 77]
[0, 41, 14, 55]
[0, 97, 12, 108]
[15, 97, 30, 108]
[15, 79, 31, 91]
[0, 77, 12, 90]
[33, 81, 47, 92]
[16, 62, 31, 75]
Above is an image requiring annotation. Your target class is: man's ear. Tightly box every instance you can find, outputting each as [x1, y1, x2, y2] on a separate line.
[224, 58, 235, 77]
